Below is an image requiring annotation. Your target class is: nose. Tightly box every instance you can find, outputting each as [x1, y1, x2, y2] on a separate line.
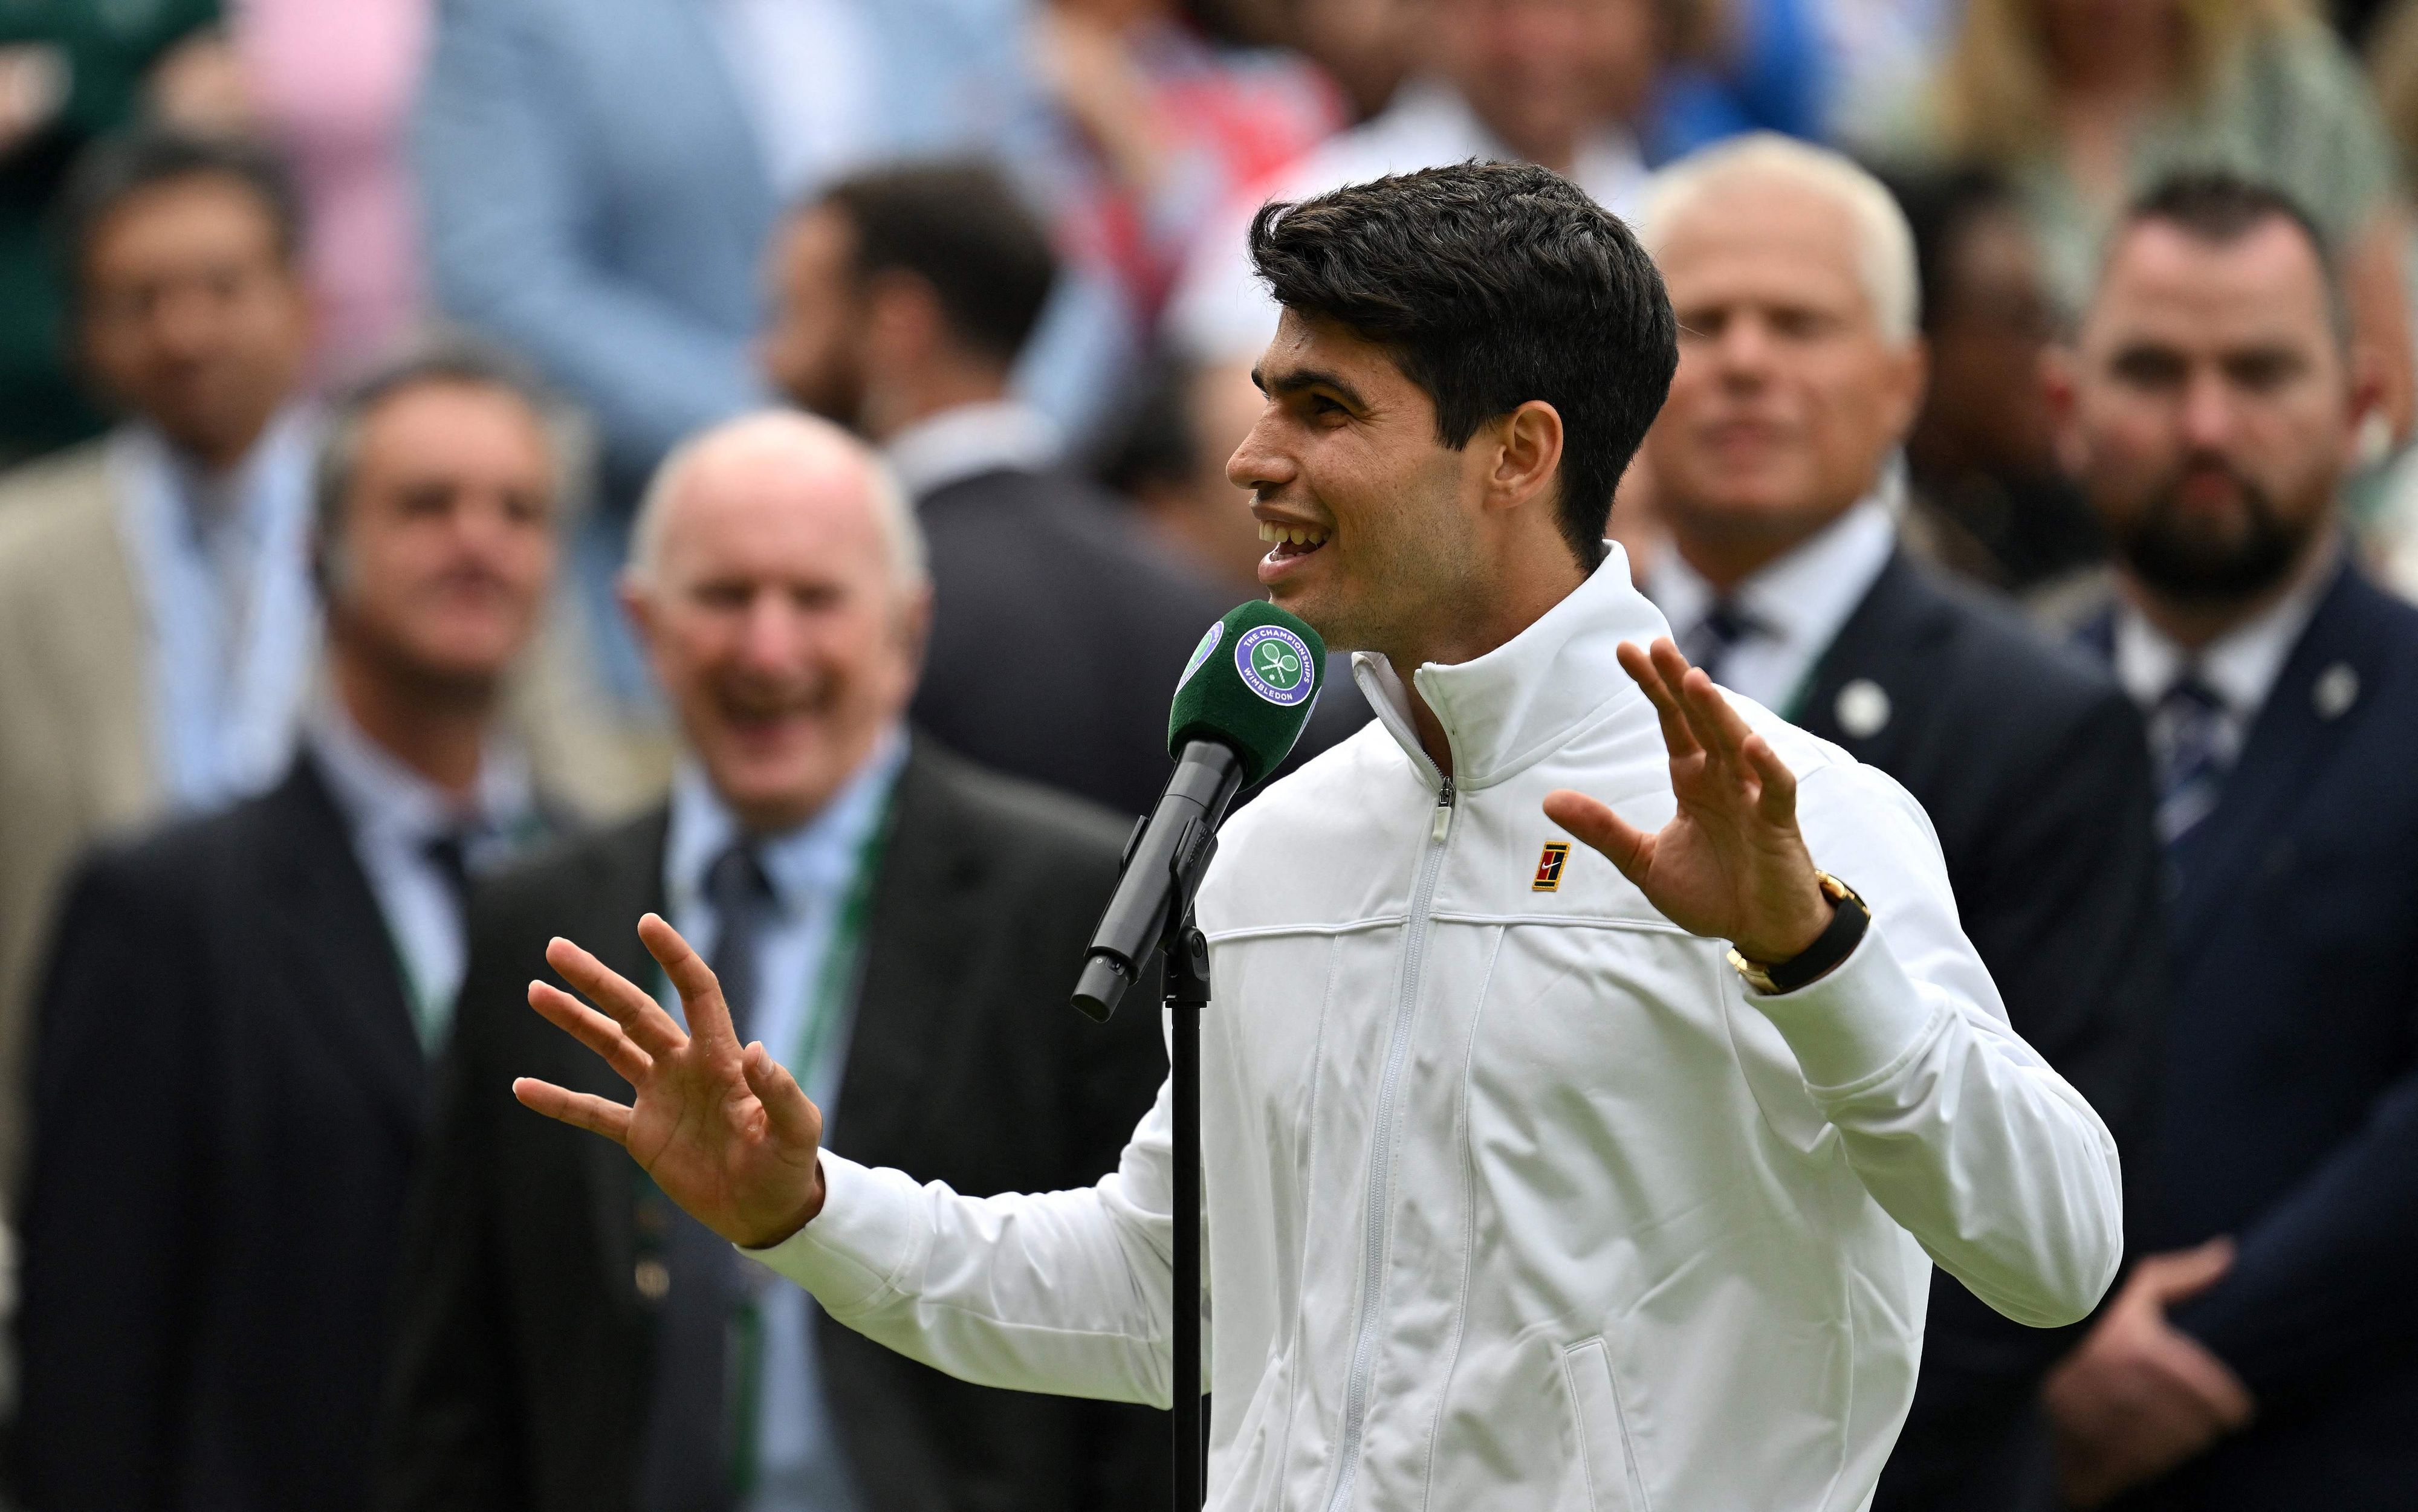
[733, 589, 807, 673]
[2180, 369, 2238, 451]
[1709, 313, 1777, 389]
[1225, 403, 1294, 496]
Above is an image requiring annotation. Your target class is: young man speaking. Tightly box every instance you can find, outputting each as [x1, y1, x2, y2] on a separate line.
[514, 163, 2123, 1510]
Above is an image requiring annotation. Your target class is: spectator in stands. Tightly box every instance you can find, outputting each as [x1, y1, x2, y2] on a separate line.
[377, 411, 1170, 1512]
[1166, 0, 1657, 372]
[234, 0, 432, 381]
[410, 0, 1082, 511]
[1027, 0, 1342, 377]
[1286, 0, 1416, 120]
[1097, 351, 1276, 594]
[1864, 0, 2416, 438]
[0, 0, 222, 462]
[761, 159, 1277, 817]
[1891, 166, 2106, 593]
[1636, 134, 2170, 1512]
[16, 340, 579, 1511]
[1163, 0, 1658, 487]
[0, 129, 319, 1185]
[2042, 172, 2418, 1512]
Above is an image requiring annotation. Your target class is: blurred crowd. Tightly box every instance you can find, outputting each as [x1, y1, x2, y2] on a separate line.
[1, 0, 2416, 1510]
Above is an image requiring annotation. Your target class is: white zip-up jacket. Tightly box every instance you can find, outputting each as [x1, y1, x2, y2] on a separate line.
[753, 550, 2125, 1511]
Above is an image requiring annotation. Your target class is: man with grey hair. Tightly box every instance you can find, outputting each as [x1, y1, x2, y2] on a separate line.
[378, 411, 1171, 1512]
[1638, 134, 2171, 1511]
[19, 337, 588, 1509]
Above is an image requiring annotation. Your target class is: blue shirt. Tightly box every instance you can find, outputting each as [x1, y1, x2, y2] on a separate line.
[308, 701, 543, 1049]
[109, 409, 321, 812]
[660, 728, 907, 1512]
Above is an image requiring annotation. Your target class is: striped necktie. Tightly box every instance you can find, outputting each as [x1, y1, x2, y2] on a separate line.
[2151, 673, 2231, 847]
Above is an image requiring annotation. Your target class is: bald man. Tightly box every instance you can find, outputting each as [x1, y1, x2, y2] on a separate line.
[377, 413, 1170, 1512]
[1636, 136, 2169, 1512]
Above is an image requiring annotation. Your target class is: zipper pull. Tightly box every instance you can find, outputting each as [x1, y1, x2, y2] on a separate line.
[1430, 775, 1456, 842]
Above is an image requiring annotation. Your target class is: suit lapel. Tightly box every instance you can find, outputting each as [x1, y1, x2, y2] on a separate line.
[1791, 551, 1949, 763]
[264, 755, 429, 1139]
[2168, 563, 2382, 947]
[832, 745, 990, 1163]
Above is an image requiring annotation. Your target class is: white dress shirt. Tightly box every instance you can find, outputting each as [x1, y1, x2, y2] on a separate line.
[2111, 552, 2335, 768]
[306, 700, 540, 1048]
[111, 408, 322, 812]
[1647, 491, 1900, 716]
[882, 400, 1062, 500]
[1164, 77, 1648, 366]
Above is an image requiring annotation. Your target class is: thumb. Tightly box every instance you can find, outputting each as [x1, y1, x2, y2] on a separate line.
[2138, 1236, 2237, 1308]
[1544, 789, 1654, 886]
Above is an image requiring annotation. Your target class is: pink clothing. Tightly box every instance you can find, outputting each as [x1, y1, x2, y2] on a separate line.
[233, 0, 430, 383]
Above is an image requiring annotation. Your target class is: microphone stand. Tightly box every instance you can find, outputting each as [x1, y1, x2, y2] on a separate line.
[1164, 915, 1211, 1510]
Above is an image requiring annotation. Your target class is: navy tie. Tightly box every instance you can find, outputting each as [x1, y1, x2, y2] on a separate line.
[641, 842, 776, 1512]
[1682, 600, 1760, 685]
[2151, 674, 2231, 847]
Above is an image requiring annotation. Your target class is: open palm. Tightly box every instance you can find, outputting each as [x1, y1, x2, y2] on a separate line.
[515, 914, 828, 1249]
[1543, 638, 1833, 964]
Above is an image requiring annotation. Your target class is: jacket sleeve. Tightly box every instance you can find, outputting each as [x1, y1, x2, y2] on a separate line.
[15, 856, 207, 1509]
[371, 951, 530, 1511]
[2168, 1056, 2418, 1401]
[1762, 761, 2127, 1329]
[747, 1074, 1179, 1408]
[413, 0, 763, 480]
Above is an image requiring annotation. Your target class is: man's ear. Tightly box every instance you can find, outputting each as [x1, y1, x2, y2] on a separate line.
[1882, 335, 1930, 444]
[1485, 399, 1566, 514]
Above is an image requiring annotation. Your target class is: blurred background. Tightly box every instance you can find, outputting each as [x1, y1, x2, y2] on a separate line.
[5, 0, 2418, 1508]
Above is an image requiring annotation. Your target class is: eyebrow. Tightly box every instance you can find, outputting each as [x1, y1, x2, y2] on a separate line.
[1251, 363, 1371, 412]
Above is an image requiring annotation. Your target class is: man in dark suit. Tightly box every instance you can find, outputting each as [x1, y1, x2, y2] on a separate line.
[1637, 136, 2170, 1510]
[761, 159, 1361, 819]
[2037, 173, 2418, 1511]
[15, 341, 581, 1509]
[376, 411, 1170, 1511]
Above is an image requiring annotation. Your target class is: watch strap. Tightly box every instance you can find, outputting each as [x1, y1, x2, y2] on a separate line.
[1728, 873, 1870, 995]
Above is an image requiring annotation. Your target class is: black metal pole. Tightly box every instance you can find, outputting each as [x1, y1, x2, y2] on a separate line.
[1165, 920, 1211, 1509]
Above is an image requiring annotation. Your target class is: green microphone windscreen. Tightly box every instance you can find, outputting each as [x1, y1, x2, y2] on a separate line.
[1168, 601, 1329, 786]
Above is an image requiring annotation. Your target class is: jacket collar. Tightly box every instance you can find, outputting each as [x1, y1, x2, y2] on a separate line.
[1352, 543, 1673, 791]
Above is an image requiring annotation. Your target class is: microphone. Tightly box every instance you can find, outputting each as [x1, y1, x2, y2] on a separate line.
[1071, 601, 1329, 1021]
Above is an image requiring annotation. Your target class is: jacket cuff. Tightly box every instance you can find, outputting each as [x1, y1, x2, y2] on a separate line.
[1745, 919, 1943, 1093]
[736, 1152, 918, 1316]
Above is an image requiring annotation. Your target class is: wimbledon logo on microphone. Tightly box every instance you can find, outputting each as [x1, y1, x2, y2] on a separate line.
[1236, 624, 1316, 706]
[1177, 621, 1224, 691]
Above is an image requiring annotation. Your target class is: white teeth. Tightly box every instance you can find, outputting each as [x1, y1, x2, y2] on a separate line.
[1258, 521, 1331, 549]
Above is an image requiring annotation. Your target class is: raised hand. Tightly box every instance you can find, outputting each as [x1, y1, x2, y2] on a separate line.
[513, 914, 827, 1249]
[1543, 637, 1833, 964]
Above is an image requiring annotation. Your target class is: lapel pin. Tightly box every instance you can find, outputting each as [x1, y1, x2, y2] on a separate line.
[2313, 662, 2359, 721]
[1835, 679, 1891, 740]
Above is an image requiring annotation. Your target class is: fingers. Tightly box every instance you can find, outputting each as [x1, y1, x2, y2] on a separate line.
[1618, 639, 1700, 758]
[1653, 638, 1751, 769]
[1542, 789, 1655, 885]
[741, 1042, 824, 1152]
[637, 914, 740, 1055]
[2136, 1237, 2236, 1305]
[528, 981, 653, 1086]
[512, 1077, 634, 1145]
[1745, 735, 1799, 827]
[546, 935, 686, 1057]
[2148, 1335, 2257, 1430]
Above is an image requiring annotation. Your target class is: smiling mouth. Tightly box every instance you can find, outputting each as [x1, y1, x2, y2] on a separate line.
[1258, 520, 1331, 560]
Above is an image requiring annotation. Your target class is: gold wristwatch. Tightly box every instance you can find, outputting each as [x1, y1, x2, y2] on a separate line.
[1728, 872, 1869, 995]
